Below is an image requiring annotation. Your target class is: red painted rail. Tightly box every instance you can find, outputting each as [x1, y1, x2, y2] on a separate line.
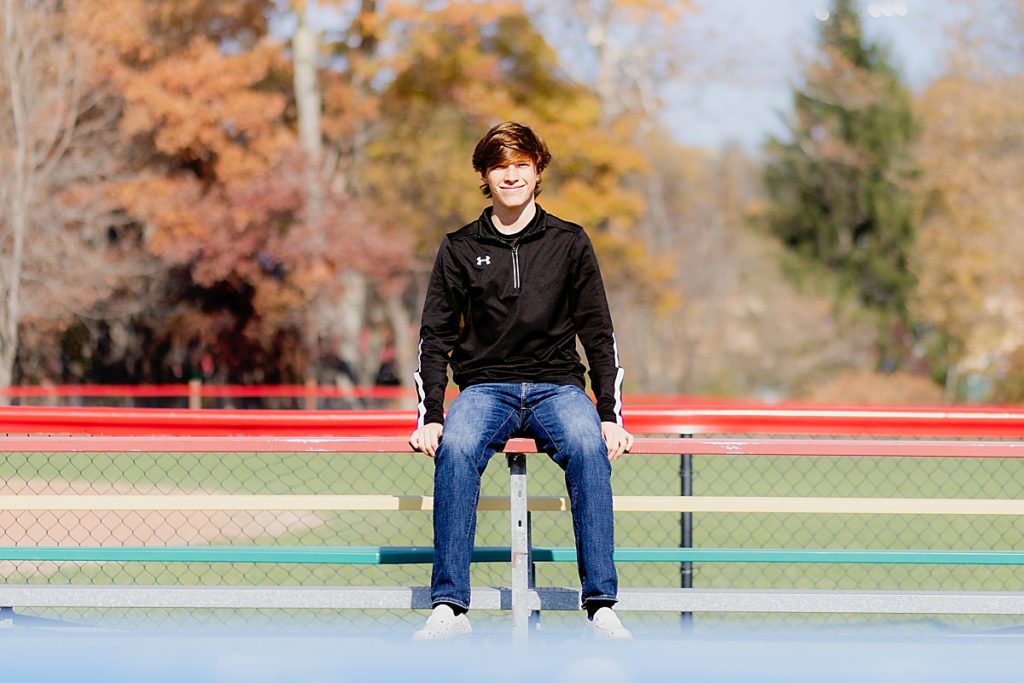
[2, 404, 1024, 437]
[624, 405, 1024, 437]
[0, 383, 408, 400]
[0, 407, 412, 436]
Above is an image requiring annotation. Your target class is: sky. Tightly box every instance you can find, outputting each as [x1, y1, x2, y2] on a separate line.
[666, 0, 961, 150]
[290, 0, 962, 152]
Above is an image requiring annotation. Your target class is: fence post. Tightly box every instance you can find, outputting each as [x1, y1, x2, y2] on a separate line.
[188, 380, 202, 410]
[680, 434, 693, 631]
[41, 381, 58, 407]
[304, 376, 317, 410]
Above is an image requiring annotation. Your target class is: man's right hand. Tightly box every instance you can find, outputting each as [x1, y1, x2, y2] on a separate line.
[409, 423, 444, 457]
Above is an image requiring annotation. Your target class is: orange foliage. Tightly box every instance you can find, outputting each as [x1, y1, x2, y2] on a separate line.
[120, 40, 291, 183]
[10, 0, 682, 388]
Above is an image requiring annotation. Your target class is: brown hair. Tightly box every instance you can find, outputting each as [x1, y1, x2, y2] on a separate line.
[472, 121, 552, 198]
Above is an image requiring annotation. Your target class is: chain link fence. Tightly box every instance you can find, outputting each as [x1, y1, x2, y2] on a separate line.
[2, 440, 1023, 634]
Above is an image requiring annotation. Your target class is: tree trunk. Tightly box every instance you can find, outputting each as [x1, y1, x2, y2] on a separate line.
[383, 290, 415, 405]
[0, 0, 31, 394]
[292, 0, 371, 383]
[292, 1, 324, 225]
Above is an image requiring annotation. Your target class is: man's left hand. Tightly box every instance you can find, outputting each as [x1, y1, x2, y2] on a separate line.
[601, 422, 634, 461]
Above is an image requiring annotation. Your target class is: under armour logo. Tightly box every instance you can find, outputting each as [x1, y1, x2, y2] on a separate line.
[476, 255, 491, 266]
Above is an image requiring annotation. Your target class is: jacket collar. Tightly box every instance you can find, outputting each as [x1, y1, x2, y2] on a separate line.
[474, 205, 548, 245]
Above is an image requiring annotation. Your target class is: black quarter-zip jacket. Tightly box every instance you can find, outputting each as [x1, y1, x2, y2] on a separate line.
[415, 205, 624, 427]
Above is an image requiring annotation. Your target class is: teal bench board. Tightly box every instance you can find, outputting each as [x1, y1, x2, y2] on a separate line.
[5, 546, 1024, 565]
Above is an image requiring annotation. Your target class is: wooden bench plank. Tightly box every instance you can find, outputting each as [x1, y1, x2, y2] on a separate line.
[3, 494, 1023, 515]
[0, 494, 439, 511]
[609, 496, 1024, 515]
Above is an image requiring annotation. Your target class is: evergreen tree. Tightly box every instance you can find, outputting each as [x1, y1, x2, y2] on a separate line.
[762, 0, 918, 367]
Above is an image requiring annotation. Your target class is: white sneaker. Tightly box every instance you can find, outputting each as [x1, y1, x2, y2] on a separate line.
[412, 604, 473, 641]
[586, 606, 633, 640]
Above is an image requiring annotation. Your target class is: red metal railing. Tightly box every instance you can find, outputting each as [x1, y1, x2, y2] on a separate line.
[2, 403, 1024, 437]
[0, 382, 409, 407]
[623, 404, 1024, 437]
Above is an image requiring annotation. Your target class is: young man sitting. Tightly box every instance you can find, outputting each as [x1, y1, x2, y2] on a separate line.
[409, 122, 633, 640]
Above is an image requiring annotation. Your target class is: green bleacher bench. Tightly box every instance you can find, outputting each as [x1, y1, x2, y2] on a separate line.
[5, 435, 1024, 637]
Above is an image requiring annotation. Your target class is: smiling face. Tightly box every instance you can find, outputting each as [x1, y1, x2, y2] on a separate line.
[472, 122, 552, 202]
[483, 155, 540, 212]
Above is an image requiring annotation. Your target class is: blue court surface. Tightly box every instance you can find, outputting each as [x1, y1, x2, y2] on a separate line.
[2, 628, 1024, 682]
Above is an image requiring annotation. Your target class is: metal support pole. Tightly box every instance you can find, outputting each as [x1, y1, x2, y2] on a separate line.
[527, 509, 541, 631]
[680, 435, 693, 631]
[508, 452, 530, 640]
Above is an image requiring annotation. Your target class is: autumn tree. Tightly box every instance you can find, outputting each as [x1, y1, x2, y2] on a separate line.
[4, 0, 875, 402]
[34, 0, 408, 391]
[0, 0, 133, 391]
[291, 0, 404, 388]
[527, 1, 823, 396]
[364, 5, 653, 273]
[76, 0, 311, 385]
[527, 0, 694, 124]
[912, 0, 1024, 400]
[762, 0, 919, 369]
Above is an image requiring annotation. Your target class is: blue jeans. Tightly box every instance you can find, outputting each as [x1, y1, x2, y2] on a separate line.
[430, 382, 617, 610]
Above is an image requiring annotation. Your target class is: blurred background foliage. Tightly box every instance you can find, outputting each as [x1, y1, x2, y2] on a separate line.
[1, 0, 1022, 404]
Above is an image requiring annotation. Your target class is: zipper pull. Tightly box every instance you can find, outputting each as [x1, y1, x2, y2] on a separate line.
[511, 245, 520, 289]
